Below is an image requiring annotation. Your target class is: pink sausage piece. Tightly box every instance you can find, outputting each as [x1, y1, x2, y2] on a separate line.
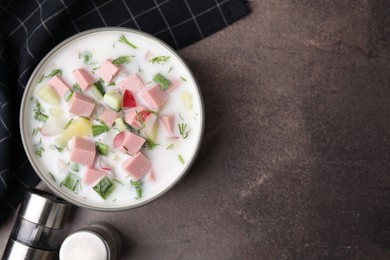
[69, 136, 96, 166]
[99, 60, 119, 82]
[122, 152, 151, 181]
[118, 73, 145, 93]
[114, 132, 145, 155]
[73, 68, 95, 91]
[68, 92, 95, 117]
[124, 106, 147, 129]
[159, 115, 175, 137]
[83, 167, 106, 185]
[48, 75, 70, 97]
[140, 85, 168, 109]
[99, 107, 119, 127]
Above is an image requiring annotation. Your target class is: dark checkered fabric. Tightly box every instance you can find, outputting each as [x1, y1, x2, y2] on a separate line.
[0, 0, 250, 225]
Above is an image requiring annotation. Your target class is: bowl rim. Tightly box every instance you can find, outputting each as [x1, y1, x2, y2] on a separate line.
[20, 27, 205, 211]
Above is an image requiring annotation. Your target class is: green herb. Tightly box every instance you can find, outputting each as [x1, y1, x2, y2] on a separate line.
[78, 50, 93, 65]
[179, 113, 184, 121]
[48, 172, 56, 182]
[153, 73, 171, 90]
[118, 35, 137, 49]
[180, 76, 187, 82]
[112, 55, 132, 65]
[178, 154, 185, 164]
[33, 101, 48, 122]
[108, 82, 115, 86]
[72, 83, 82, 93]
[178, 123, 189, 139]
[130, 180, 143, 199]
[33, 139, 44, 157]
[45, 69, 62, 78]
[166, 144, 174, 150]
[93, 80, 106, 96]
[113, 179, 124, 185]
[135, 110, 146, 129]
[149, 56, 170, 65]
[64, 90, 73, 102]
[138, 67, 143, 73]
[96, 142, 109, 156]
[38, 74, 44, 83]
[33, 112, 48, 122]
[92, 125, 110, 137]
[61, 172, 80, 191]
[64, 119, 73, 130]
[32, 127, 41, 136]
[71, 163, 79, 172]
[168, 66, 173, 73]
[50, 144, 64, 152]
[145, 138, 159, 150]
[93, 177, 116, 199]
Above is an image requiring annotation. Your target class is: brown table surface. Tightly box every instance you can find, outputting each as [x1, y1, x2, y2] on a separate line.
[2, 1, 390, 259]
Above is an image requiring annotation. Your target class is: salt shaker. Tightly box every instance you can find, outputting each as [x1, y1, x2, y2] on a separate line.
[59, 222, 122, 260]
[2, 189, 73, 260]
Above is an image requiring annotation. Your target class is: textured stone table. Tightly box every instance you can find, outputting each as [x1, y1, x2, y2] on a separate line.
[2, 1, 390, 259]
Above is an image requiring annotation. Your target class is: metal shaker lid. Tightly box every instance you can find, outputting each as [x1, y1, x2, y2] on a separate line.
[18, 189, 73, 229]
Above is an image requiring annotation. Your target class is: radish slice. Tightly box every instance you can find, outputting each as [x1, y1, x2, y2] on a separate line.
[122, 90, 137, 108]
[113, 132, 125, 148]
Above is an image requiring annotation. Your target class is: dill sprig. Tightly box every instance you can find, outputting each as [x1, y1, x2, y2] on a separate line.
[118, 35, 137, 49]
[149, 56, 170, 65]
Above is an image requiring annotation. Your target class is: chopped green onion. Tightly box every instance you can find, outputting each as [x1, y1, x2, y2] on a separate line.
[178, 154, 185, 165]
[92, 125, 110, 137]
[64, 119, 74, 130]
[50, 144, 64, 152]
[96, 142, 109, 156]
[45, 69, 62, 78]
[72, 83, 82, 93]
[32, 127, 41, 136]
[71, 163, 79, 172]
[153, 73, 171, 90]
[78, 50, 93, 65]
[118, 35, 137, 49]
[61, 172, 80, 191]
[48, 172, 56, 182]
[33, 139, 44, 157]
[113, 179, 124, 185]
[130, 180, 143, 199]
[166, 144, 174, 150]
[178, 123, 189, 139]
[34, 112, 48, 122]
[112, 55, 133, 65]
[64, 90, 73, 102]
[149, 56, 170, 65]
[93, 177, 116, 199]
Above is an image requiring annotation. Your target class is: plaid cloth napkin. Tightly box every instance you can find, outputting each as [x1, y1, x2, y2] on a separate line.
[0, 0, 249, 224]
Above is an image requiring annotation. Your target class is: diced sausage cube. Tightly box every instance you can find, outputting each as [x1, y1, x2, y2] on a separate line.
[69, 136, 96, 166]
[122, 152, 151, 180]
[68, 92, 95, 117]
[116, 132, 145, 155]
[140, 85, 168, 109]
[83, 167, 106, 185]
[73, 68, 95, 91]
[99, 108, 119, 127]
[124, 106, 147, 129]
[166, 78, 181, 93]
[48, 75, 70, 97]
[118, 73, 145, 93]
[159, 115, 175, 137]
[99, 60, 119, 82]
